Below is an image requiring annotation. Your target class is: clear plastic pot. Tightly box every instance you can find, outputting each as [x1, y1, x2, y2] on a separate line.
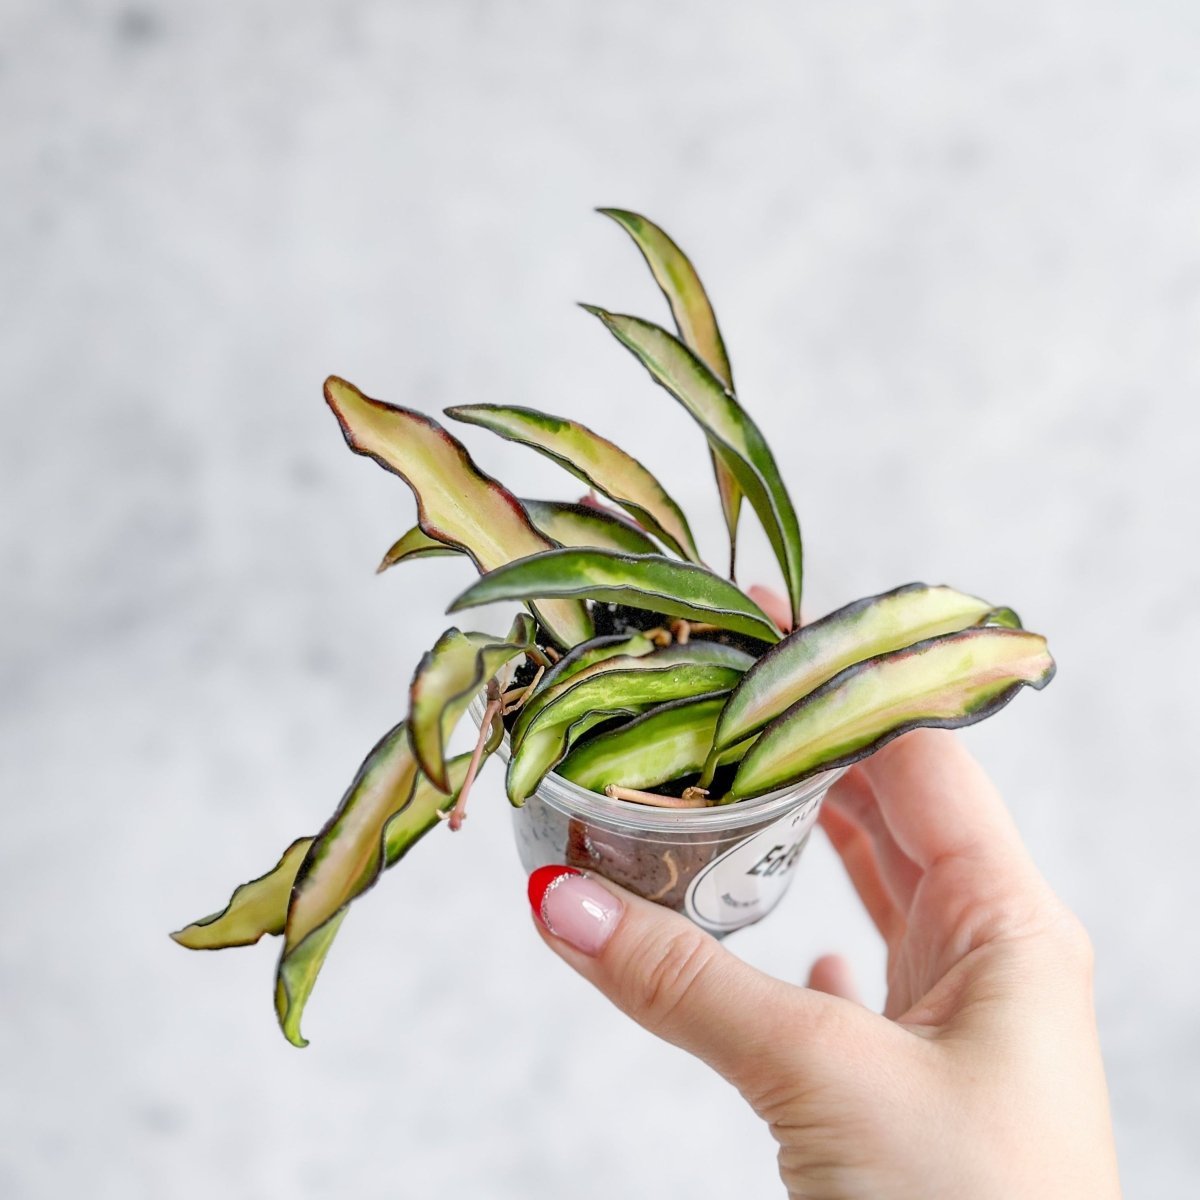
[471, 697, 845, 937]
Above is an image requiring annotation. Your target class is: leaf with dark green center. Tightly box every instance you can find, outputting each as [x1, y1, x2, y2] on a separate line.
[448, 548, 782, 645]
[379, 500, 660, 577]
[275, 720, 415, 1046]
[446, 404, 700, 562]
[520, 499, 661, 556]
[381, 755, 478, 868]
[582, 308, 803, 626]
[598, 208, 743, 573]
[526, 631, 656, 699]
[725, 629, 1056, 802]
[511, 637, 751, 748]
[703, 584, 1023, 781]
[408, 612, 537, 791]
[183, 746, 488, 1042]
[275, 742, 482, 1047]
[170, 837, 314, 950]
[559, 694, 743, 793]
[377, 526, 460, 573]
[324, 376, 591, 647]
[505, 653, 747, 804]
[274, 744, 484, 1046]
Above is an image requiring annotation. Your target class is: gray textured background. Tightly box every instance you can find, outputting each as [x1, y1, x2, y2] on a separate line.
[2, 1, 1197, 1196]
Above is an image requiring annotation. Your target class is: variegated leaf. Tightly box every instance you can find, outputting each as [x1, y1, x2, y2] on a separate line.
[705, 584, 1023, 779]
[725, 629, 1056, 801]
[325, 376, 591, 647]
[526, 631, 655, 699]
[409, 612, 537, 791]
[558, 694, 740, 793]
[170, 837, 314, 950]
[598, 208, 743, 571]
[446, 404, 700, 561]
[377, 526, 459, 572]
[512, 637, 748, 748]
[448, 548, 782, 645]
[520, 498, 661, 556]
[582, 309, 803, 627]
[505, 650, 747, 804]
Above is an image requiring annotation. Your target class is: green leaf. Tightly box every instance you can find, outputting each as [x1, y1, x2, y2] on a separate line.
[325, 376, 592, 648]
[512, 637, 749, 748]
[582, 309, 803, 626]
[377, 526, 460, 573]
[382, 755, 476, 868]
[379, 500, 660, 576]
[505, 650, 747, 804]
[408, 613, 537, 791]
[526, 631, 656, 699]
[170, 837, 314, 950]
[275, 721, 416, 1045]
[448, 548, 783, 645]
[520, 498, 661, 556]
[725, 629, 1056, 801]
[706, 584, 1021, 777]
[598, 208, 744, 572]
[446, 404, 701, 562]
[275, 744, 481, 1047]
[275, 909, 348, 1049]
[559, 694, 741, 793]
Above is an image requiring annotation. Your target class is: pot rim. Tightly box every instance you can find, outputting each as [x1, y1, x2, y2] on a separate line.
[468, 694, 845, 833]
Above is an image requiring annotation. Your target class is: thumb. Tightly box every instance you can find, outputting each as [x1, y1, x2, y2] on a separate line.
[527, 866, 837, 1096]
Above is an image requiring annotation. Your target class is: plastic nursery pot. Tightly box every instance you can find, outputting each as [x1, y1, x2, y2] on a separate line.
[470, 697, 844, 938]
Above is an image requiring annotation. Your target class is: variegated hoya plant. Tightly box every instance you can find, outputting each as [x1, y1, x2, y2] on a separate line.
[173, 209, 1056, 1046]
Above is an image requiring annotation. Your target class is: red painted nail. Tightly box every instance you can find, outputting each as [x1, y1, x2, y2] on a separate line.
[527, 865, 581, 927]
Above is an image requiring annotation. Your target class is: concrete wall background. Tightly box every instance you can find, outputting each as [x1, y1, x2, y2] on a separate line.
[2, 1, 1196, 1195]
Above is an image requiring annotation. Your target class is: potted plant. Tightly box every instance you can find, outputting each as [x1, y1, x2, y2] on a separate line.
[172, 209, 1055, 1047]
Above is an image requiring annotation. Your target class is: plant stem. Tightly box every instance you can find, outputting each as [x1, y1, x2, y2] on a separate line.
[604, 784, 712, 809]
[502, 664, 545, 714]
[449, 679, 501, 831]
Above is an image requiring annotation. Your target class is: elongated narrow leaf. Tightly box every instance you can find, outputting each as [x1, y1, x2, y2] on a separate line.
[381, 754, 475, 867]
[275, 742, 481, 1047]
[725, 629, 1056, 801]
[508, 709, 646, 808]
[449, 548, 782, 645]
[527, 631, 656, 699]
[380, 499, 661, 577]
[706, 584, 1022, 776]
[512, 638, 751, 748]
[409, 613, 536, 791]
[583, 309, 803, 626]
[276, 721, 416, 1045]
[171, 837, 315, 950]
[275, 909, 348, 1048]
[446, 404, 700, 562]
[559, 694, 741, 793]
[325, 377, 591, 648]
[506, 655, 746, 804]
[598, 208, 744, 570]
[520, 498, 661, 556]
[377, 526, 459, 573]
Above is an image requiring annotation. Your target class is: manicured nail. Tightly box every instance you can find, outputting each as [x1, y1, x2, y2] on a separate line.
[527, 865, 623, 956]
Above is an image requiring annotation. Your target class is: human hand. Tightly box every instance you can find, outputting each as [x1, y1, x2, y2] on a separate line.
[526, 601, 1121, 1198]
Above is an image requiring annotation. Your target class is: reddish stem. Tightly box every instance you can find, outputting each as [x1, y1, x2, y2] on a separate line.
[448, 681, 501, 831]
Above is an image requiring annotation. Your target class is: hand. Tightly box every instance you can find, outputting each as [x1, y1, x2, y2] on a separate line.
[527, 691, 1120, 1196]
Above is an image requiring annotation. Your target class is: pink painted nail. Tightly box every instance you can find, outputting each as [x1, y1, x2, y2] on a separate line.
[527, 865, 623, 956]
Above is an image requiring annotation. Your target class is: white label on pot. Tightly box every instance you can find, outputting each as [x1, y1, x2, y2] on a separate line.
[684, 792, 824, 934]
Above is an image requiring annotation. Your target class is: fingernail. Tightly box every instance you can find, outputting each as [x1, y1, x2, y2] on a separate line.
[527, 865, 623, 956]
